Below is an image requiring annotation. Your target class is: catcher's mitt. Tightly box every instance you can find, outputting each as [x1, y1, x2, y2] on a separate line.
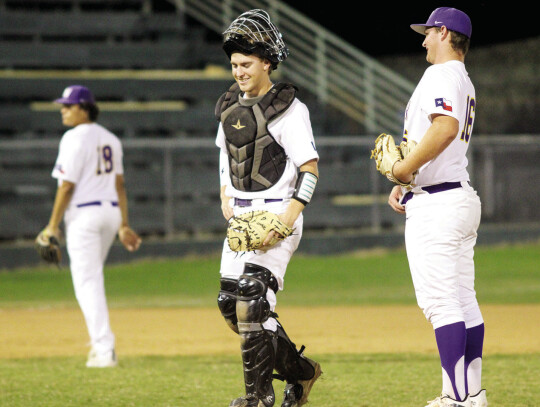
[227, 210, 294, 252]
[370, 133, 416, 186]
[35, 229, 61, 265]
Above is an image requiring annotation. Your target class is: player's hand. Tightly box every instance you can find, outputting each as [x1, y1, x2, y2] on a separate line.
[262, 230, 279, 249]
[119, 226, 142, 252]
[43, 224, 61, 239]
[262, 214, 293, 248]
[388, 185, 405, 214]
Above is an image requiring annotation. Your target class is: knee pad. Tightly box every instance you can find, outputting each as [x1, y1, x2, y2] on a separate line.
[236, 263, 278, 333]
[217, 277, 238, 333]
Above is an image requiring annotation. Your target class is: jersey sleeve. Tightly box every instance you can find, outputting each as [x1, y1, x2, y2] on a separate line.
[215, 122, 226, 150]
[216, 122, 233, 188]
[277, 100, 319, 167]
[51, 131, 85, 184]
[421, 65, 461, 121]
[219, 149, 231, 187]
[114, 139, 124, 175]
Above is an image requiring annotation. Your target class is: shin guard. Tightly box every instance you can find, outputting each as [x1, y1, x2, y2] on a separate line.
[274, 322, 316, 383]
[236, 263, 279, 406]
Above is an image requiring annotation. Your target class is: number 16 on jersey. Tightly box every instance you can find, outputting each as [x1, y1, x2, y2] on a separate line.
[460, 96, 475, 143]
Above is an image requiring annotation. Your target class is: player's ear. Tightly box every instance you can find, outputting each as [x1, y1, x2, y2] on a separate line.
[262, 58, 272, 72]
[440, 25, 450, 40]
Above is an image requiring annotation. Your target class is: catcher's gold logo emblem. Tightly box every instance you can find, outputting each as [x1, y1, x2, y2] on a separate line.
[232, 119, 246, 130]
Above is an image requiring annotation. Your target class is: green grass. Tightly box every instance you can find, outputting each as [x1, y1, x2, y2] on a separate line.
[1, 242, 540, 406]
[2, 242, 539, 308]
[1, 353, 539, 407]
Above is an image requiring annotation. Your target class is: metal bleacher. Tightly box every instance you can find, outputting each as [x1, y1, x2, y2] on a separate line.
[0, 0, 232, 139]
[0, 0, 405, 244]
[0, 69, 230, 138]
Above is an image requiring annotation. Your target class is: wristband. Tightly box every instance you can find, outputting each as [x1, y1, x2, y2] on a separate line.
[292, 171, 318, 205]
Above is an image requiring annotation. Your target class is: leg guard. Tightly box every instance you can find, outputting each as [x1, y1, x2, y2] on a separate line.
[218, 277, 239, 334]
[236, 263, 279, 406]
[274, 322, 316, 383]
[274, 322, 321, 407]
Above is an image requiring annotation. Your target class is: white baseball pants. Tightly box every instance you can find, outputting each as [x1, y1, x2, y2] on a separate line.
[64, 202, 121, 353]
[220, 200, 303, 331]
[404, 184, 483, 329]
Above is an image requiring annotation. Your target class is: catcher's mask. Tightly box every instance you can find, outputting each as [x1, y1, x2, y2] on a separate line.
[222, 9, 289, 70]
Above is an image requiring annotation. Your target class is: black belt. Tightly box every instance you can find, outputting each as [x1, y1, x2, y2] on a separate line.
[76, 201, 118, 208]
[401, 182, 465, 205]
[234, 198, 283, 207]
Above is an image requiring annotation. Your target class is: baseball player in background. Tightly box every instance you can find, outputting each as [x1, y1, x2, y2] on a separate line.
[386, 8, 487, 407]
[37, 85, 141, 368]
[215, 9, 321, 407]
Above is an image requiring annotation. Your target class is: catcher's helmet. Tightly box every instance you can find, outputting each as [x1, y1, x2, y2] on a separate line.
[223, 9, 289, 69]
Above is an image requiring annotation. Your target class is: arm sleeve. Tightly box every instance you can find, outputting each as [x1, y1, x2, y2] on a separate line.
[422, 66, 461, 121]
[51, 132, 84, 184]
[216, 123, 231, 187]
[219, 149, 230, 187]
[115, 139, 124, 176]
[278, 101, 319, 167]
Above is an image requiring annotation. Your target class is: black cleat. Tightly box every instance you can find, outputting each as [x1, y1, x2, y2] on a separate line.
[281, 358, 322, 407]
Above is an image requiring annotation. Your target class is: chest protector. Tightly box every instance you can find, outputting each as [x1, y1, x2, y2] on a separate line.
[215, 82, 297, 192]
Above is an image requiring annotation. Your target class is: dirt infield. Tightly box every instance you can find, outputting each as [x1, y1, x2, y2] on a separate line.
[1, 304, 538, 359]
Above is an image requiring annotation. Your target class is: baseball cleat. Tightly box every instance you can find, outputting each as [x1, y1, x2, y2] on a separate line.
[281, 358, 322, 407]
[469, 389, 488, 407]
[424, 394, 471, 407]
[86, 348, 117, 368]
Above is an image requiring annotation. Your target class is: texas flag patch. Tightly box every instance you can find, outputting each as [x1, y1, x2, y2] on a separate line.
[54, 163, 65, 174]
[435, 97, 453, 112]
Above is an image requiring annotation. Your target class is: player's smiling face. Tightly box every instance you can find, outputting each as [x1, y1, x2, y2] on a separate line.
[60, 104, 90, 127]
[230, 52, 272, 98]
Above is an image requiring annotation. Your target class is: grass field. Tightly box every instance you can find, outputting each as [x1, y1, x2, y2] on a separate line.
[1, 242, 539, 406]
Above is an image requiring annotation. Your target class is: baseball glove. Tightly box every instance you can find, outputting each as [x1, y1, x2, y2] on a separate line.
[370, 133, 416, 186]
[227, 210, 294, 252]
[399, 139, 417, 160]
[35, 229, 61, 265]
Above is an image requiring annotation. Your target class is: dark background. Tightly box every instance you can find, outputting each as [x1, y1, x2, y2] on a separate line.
[285, 2, 538, 56]
[151, 1, 538, 57]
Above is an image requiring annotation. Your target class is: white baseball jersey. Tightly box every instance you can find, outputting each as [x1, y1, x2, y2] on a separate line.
[216, 97, 319, 200]
[402, 59, 483, 330]
[403, 60, 476, 187]
[52, 123, 124, 206]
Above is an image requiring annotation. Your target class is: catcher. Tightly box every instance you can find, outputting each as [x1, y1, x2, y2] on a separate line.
[216, 9, 321, 407]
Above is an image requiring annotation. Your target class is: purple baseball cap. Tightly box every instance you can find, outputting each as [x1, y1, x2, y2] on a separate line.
[54, 85, 95, 104]
[411, 7, 472, 38]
